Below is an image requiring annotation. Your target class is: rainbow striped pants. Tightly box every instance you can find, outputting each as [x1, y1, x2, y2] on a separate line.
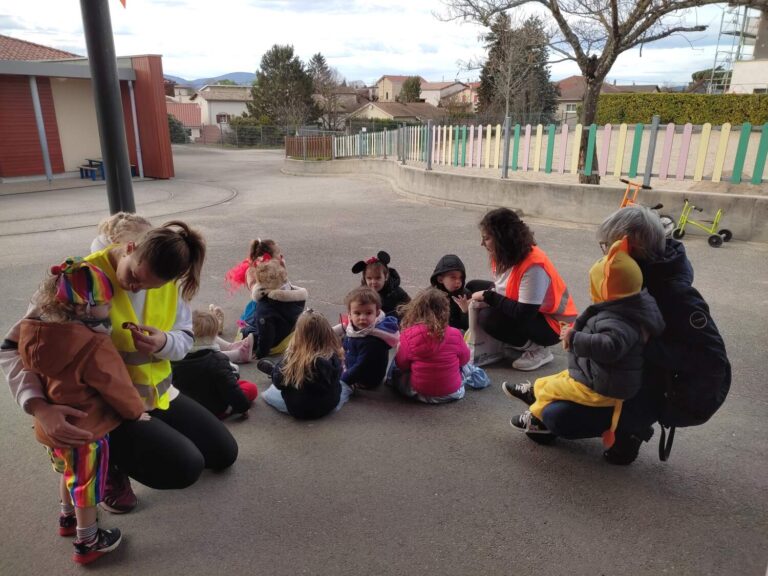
[48, 436, 109, 508]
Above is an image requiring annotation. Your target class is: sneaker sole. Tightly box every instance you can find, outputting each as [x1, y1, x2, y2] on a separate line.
[99, 499, 137, 514]
[512, 353, 554, 372]
[59, 526, 76, 537]
[72, 533, 122, 565]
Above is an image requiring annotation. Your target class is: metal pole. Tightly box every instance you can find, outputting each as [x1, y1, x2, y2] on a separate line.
[29, 76, 53, 182]
[127, 80, 144, 178]
[426, 120, 433, 171]
[643, 115, 660, 188]
[501, 116, 511, 179]
[79, 0, 135, 213]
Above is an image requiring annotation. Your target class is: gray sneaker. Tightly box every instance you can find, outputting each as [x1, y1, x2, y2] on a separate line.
[512, 343, 553, 371]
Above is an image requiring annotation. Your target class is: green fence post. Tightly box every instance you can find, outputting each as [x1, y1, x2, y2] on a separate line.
[628, 123, 643, 178]
[750, 123, 768, 185]
[511, 124, 520, 171]
[731, 123, 752, 184]
[461, 125, 467, 166]
[545, 124, 556, 174]
[584, 124, 597, 176]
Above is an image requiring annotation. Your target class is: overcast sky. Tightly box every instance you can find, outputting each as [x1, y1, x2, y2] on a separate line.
[0, 0, 734, 86]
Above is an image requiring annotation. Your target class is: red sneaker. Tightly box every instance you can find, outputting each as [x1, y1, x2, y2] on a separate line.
[72, 528, 122, 565]
[59, 513, 76, 537]
[100, 468, 137, 514]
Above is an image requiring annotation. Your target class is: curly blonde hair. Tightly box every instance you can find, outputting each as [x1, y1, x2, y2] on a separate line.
[35, 274, 77, 323]
[399, 288, 450, 341]
[97, 212, 152, 245]
[192, 310, 219, 344]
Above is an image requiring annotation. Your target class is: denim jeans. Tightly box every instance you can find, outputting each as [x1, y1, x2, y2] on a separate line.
[261, 382, 353, 415]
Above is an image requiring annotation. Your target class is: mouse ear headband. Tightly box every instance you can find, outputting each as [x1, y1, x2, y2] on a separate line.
[351, 250, 391, 274]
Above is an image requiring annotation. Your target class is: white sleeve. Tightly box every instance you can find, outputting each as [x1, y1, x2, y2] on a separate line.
[1, 301, 46, 413]
[90, 234, 110, 254]
[153, 295, 193, 361]
[517, 265, 551, 305]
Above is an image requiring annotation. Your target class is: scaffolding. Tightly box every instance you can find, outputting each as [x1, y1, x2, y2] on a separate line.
[708, 5, 761, 94]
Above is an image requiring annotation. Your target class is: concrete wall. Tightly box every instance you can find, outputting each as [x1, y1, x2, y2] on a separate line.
[49, 77, 101, 172]
[203, 101, 248, 124]
[283, 157, 768, 243]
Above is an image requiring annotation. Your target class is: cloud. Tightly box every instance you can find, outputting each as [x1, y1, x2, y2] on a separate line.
[0, 14, 26, 30]
[419, 43, 439, 54]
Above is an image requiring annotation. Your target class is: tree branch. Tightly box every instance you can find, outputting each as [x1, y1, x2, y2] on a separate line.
[624, 24, 706, 51]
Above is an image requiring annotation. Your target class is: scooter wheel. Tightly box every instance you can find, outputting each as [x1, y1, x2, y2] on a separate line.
[708, 234, 723, 248]
[672, 228, 685, 240]
[719, 229, 732, 242]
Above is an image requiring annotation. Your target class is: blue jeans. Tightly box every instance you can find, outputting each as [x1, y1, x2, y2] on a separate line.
[261, 383, 353, 415]
[387, 365, 465, 404]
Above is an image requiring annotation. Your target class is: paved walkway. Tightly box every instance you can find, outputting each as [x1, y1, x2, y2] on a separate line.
[0, 146, 766, 576]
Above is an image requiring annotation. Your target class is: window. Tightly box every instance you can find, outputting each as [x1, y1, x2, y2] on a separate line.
[754, 88, 767, 94]
[216, 113, 230, 124]
[565, 103, 577, 113]
[386, 91, 389, 100]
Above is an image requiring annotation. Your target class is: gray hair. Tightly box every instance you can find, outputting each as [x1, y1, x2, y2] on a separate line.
[597, 206, 666, 262]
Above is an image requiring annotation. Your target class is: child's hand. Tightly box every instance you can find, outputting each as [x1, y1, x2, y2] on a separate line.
[138, 412, 151, 421]
[452, 295, 470, 313]
[246, 266, 258, 290]
[561, 326, 573, 351]
[471, 290, 486, 302]
[130, 325, 167, 354]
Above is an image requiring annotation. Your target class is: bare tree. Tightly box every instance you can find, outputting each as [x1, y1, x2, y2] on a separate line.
[308, 52, 346, 131]
[439, 0, 768, 183]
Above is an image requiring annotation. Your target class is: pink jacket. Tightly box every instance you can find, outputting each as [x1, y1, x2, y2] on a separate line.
[395, 324, 470, 398]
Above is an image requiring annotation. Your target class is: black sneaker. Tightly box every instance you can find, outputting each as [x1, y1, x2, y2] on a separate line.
[59, 513, 76, 537]
[501, 380, 535, 405]
[256, 359, 275, 376]
[72, 528, 122, 565]
[510, 411, 551, 434]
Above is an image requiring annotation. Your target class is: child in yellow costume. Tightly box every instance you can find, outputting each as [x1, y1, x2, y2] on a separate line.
[507, 237, 665, 447]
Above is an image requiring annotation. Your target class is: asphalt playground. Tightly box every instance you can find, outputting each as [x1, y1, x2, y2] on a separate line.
[0, 145, 766, 576]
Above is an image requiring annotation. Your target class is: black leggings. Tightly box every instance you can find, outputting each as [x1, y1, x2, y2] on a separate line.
[466, 279, 560, 347]
[109, 393, 238, 490]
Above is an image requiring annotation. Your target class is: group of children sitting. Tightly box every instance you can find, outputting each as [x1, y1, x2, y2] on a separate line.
[17, 210, 668, 564]
[183, 239, 481, 421]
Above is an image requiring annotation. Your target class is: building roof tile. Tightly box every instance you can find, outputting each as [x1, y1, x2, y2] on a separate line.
[0, 33, 81, 61]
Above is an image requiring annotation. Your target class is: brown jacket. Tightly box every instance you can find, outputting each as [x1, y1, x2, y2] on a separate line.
[18, 319, 144, 448]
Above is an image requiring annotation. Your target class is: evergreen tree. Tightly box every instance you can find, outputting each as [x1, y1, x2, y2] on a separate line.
[167, 114, 189, 144]
[247, 45, 318, 129]
[399, 76, 422, 103]
[478, 14, 558, 124]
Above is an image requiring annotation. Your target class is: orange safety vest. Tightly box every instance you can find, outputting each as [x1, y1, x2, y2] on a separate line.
[504, 246, 578, 334]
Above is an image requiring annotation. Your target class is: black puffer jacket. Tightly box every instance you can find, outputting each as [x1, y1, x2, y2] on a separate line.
[568, 290, 665, 399]
[380, 267, 410, 318]
[272, 354, 343, 420]
[172, 349, 251, 416]
[430, 254, 470, 331]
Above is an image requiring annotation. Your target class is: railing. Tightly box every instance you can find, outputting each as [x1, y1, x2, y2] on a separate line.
[326, 121, 768, 185]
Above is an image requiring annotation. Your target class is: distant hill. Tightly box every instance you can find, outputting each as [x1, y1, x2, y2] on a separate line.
[164, 72, 256, 89]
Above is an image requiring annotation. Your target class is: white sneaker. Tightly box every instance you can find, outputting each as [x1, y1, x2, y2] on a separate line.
[511, 343, 553, 371]
[234, 334, 253, 364]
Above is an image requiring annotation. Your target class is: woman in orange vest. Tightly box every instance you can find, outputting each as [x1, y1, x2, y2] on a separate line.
[467, 208, 577, 371]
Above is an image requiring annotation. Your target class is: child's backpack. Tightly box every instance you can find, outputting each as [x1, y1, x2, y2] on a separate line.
[654, 286, 731, 461]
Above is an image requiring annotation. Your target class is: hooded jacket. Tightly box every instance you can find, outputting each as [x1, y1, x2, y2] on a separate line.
[242, 283, 308, 358]
[18, 319, 144, 448]
[568, 290, 665, 399]
[379, 268, 411, 318]
[171, 347, 251, 416]
[395, 324, 470, 398]
[342, 312, 400, 389]
[430, 254, 471, 331]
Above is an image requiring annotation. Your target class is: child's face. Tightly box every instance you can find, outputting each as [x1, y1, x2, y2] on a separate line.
[364, 269, 387, 292]
[438, 271, 463, 293]
[115, 247, 165, 293]
[349, 301, 378, 330]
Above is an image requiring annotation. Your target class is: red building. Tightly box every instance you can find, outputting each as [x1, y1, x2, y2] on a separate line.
[0, 33, 173, 180]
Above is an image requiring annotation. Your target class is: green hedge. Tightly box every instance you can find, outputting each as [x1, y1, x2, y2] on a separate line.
[595, 93, 768, 125]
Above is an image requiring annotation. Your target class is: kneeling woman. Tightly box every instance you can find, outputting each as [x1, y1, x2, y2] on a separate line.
[468, 208, 577, 371]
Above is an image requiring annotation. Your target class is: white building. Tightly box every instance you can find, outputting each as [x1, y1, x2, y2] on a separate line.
[419, 81, 467, 107]
[191, 84, 251, 125]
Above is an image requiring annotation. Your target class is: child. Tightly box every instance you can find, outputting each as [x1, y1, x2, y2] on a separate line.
[258, 310, 352, 419]
[17, 258, 146, 565]
[352, 250, 410, 318]
[90, 212, 152, 253]
[240, 259, 307, 359]
[430, 254, 472, 331]
[391, 288, 470, 403]
[505, 237, 665, 447]
[337, 286, 400, 390]
[172, 310, 258, 419]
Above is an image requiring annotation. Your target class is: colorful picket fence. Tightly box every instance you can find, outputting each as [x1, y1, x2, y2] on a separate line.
[330, 122, 768, 185]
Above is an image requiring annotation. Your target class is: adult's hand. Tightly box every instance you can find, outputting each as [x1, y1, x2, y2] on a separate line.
[471, 290, 486, 302]
[27, 398, 92, 447]
[131, 325, 167, 354]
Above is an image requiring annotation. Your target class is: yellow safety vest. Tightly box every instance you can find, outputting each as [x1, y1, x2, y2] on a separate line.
[86, 247, 178, 410]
